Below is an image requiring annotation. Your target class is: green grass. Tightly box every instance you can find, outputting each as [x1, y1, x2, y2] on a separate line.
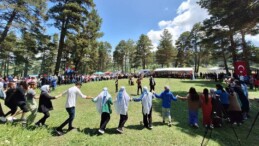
[0, 78, 258, 146]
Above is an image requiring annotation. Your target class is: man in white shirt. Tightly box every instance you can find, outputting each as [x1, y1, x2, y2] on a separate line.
[56, 81, 91, 135]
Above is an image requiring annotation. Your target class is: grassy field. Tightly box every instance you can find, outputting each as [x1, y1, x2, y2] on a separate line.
[0, 78, 258, 146]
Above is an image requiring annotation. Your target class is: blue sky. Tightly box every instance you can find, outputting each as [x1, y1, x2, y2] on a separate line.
[94, 0, 182, 48]
[47, 0, 259, 50]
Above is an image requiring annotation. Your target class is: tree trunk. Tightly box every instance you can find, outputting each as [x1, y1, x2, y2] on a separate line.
[0, 9, 17, 45]
[124, 56, 127, 73]
[54, 19, 68, 75]
[229, 34, 237, 65]
[221, 40, 229, 74]
[23, 61, 29, 77]
[0, 60, 4, 75]
[241, 30, 251, 76]
[143, 57, 146, 69]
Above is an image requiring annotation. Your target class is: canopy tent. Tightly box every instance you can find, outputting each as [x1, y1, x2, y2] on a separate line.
[94, 71, 104, 75]
[207, 67, 226, 73]
[154, 68, 195, 79]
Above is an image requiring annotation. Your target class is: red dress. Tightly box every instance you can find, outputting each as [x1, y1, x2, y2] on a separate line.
[200, 94, 212, 126]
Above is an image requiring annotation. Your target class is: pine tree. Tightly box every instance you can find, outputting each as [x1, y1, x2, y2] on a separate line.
[156, 29, 176, 67]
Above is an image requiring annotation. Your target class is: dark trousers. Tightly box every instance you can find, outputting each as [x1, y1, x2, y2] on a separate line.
[5, 106, 17, 117]
[100, 112, 110, 130]
[229, 111, 243, 124]
[222, 104, 229, 118]
[0, 103, 4, 117]
[137, 86, 142, 95]
[115, 84, 118, 92]
[36, 111, 50, 125]
[143, 106, 152, 128]
[118, 114, 128, 129]
[57, 107, 75, 130]
[150, 85, 155, 92]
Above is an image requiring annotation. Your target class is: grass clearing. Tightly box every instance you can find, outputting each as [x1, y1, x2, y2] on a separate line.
[0, 78, 258, 146]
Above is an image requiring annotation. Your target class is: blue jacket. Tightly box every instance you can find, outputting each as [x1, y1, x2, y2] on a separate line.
[154, 90, 177, 108]
[215, 90, 229, 105]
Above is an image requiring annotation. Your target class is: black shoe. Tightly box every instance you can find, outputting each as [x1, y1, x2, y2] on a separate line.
[35, 123, 40, 127]
[68, 127, 76, 131]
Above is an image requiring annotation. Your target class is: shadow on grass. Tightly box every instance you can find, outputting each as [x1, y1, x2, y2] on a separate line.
[130, 94, 138, 96]
[79, 127, 99, 136]
[125, 124, 145, 130]
[180, 80, 219, 88]
[79, 127, 120, 136]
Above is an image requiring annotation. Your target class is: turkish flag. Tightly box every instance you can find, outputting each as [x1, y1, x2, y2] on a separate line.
[234, 61, 247, 76]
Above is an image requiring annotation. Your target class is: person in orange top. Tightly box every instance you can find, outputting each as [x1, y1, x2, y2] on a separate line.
[200, 88, 213, 128]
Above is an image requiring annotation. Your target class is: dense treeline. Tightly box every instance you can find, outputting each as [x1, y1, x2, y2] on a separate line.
[0, 0, 258, 77]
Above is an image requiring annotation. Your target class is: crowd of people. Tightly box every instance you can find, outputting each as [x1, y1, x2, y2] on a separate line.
[0, 74, 253, 136]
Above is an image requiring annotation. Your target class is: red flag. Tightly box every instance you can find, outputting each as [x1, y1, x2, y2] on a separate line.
[234, 61, 247, 76]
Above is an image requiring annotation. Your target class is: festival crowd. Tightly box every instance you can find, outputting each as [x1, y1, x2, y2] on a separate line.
[0, 74, 254, 136]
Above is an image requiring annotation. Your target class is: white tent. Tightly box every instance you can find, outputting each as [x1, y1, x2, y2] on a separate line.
[207, 67, 226, 78]
[207, 67, 226, 73]
[154, 68, 195, 79]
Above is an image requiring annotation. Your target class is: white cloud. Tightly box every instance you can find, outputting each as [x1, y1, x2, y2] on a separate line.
[147, 0, 209, 50]
[147, 0, 259, 50]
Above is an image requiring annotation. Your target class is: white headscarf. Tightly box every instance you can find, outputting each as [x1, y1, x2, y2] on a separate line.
[115, 86, 130, 115]
[141, 86, 153, 114]
[93, 87, 112, 114]
[41, 85, 50, 93]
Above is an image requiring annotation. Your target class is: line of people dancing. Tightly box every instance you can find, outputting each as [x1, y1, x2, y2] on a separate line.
[0, 77, 250, 136]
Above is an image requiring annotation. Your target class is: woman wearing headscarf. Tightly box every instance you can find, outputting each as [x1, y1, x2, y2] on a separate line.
[114, 86, 131, 133]
[35, 85, 61, 127]
[226, 87, 242, 125]
[133, 86, 154, 129]
[92, 87, 113, 134]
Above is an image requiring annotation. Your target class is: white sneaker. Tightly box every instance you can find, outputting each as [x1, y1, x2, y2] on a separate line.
[7, 117, 14, 122]
[98, 129, 105, 134]
[116, 128, 123, 133]
[0, 116, 6, 122]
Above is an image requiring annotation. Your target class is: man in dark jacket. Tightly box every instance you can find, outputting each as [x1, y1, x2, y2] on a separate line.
[149, 76, 156, 92]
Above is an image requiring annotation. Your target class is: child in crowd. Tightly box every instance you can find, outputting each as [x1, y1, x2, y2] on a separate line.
[114, 86, 131, 133]
[178, 87, 201, 128]
[92, 87, 113, 134]
[154, 86, 177, 126]
[133, 86, 154, 129]
[35, 85, 62, 127]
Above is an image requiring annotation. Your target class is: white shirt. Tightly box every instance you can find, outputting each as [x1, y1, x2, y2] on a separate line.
[0, 82, 3, 89]
[62, 86, 87, 108]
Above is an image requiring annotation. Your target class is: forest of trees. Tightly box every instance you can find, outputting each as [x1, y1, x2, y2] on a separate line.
[0, 0, 258, 77]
